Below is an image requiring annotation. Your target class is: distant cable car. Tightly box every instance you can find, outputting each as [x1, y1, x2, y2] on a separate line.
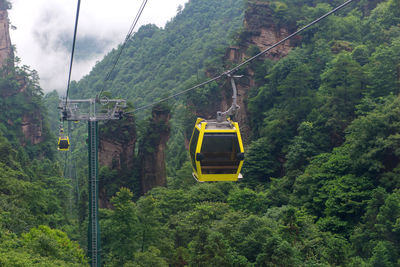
[189, 118, 244, 182]
[189, 75, 245, 182]
[58, 136, 70, 151]
[57, 125, 70, 151]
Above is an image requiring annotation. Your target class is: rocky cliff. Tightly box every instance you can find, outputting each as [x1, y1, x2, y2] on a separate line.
[138, 104, 171, 194]
[21, 112, 45, 145]
[0, 3, 47, 147]
[0, 0, 12, 69]
[98, 115, 136, 208]
[96, 104, 171, 198]
[99, 115, 136, 170]
[241, 1, 297, 60]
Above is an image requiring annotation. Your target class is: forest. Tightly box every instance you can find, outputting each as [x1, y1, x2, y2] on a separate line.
[1, 0, 400, 266]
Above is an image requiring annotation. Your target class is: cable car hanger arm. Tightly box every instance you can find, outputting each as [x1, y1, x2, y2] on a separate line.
[217, 74, 242, 122]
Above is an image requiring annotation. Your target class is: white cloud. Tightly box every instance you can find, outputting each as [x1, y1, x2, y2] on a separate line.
[9, 0, 188, 93]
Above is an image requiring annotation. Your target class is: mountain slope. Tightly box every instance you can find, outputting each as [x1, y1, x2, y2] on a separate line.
[70, 0, 244, 110]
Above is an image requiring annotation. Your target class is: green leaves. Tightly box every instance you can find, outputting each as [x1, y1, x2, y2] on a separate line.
[21, 225, 87, 264]
[0, 225, 88, 266]
[102, 188, 139, 265]
[242, 137, 282, 184]
[366, 38, 400, 97]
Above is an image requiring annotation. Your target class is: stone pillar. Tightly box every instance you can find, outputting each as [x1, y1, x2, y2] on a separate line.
[0, 3, 13, 68]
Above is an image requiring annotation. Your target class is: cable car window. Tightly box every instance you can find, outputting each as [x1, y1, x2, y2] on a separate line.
[200, 133, 241, 174]
[58, 137, 70, 151]
[59, 140, 69, 149]
[189, 129, 200, 171]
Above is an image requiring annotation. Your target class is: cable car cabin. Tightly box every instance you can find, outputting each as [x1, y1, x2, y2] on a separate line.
[58, 136, 70, 151]
[189, 118, 244, 182]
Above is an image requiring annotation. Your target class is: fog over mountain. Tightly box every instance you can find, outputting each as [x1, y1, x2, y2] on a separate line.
[9, 0, 188, 92]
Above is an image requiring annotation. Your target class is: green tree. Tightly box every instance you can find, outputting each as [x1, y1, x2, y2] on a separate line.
[316, 52, 365, 146]
[369, 241, 395, 267]
[284, 121, 320, 172]
[375, 190, 400, 246]
[242, 137, 282, 185]
[366, 38, 400, 97]
[189, 231, 249, 267]
[20, 225, 87, 265]
[227, 187, 269, 214]
[125, 247, 168, 267]
[136, 196, 169, 253]
[101, 188, 139, 266]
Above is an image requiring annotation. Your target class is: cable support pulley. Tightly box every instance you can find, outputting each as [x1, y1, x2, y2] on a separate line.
[126, 0, 357, 115]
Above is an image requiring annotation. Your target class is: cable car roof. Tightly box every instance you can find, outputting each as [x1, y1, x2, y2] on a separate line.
[195, 119, 237, 131]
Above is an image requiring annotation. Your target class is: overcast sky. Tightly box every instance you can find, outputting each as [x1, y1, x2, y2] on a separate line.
[8, 0, 189, 93]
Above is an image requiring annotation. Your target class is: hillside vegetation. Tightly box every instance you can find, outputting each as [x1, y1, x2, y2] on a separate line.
[0, 63, 88, 264]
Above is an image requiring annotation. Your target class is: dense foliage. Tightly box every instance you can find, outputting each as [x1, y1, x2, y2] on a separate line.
[0, 62, 88, 264]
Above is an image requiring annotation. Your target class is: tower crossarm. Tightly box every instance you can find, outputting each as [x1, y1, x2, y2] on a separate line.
[59, 98, 127, 122]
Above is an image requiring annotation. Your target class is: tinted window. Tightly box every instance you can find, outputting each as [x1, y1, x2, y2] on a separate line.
[59, 139, 69, 149]
[189, 129, 199, 171]
[201, 133, 240, 154]
[200, 133, 241, 174]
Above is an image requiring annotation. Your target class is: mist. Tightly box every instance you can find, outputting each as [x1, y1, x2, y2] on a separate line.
[9, 0, 188, 93]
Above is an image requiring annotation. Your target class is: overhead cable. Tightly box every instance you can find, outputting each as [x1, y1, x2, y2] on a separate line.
[65, 0, 82, 107]
[99, 0, 149, 97]
[133, 75, 224, 112]
[127, 0, 357, 114]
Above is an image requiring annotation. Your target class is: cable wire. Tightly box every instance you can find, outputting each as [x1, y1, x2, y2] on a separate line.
[134, 74, 224, 112]
[99, 0, 149, 97]
[65, 0, 82, 107]
[127, 0, 357, 114]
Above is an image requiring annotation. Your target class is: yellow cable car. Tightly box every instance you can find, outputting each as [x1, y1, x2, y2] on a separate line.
[58, 136, 70, 151]
[189, 118, 244, 182]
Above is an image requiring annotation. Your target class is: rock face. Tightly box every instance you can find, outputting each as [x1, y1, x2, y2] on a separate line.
[241, 0, 298, 60]
[98, 115, 136, 208]
[0, 3, 46, 146]
[16, 76, 47, 146]
[21, 113, 44, 145]
[139, 104, 171, 195]
[0, 1, 12, 68]
[99, 116, 136, 170]
[96, 105, 171, 199]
